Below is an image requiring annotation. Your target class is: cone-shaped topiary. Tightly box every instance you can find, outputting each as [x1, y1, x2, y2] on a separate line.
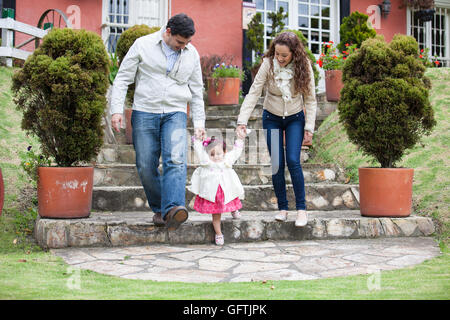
[337, 11, 377, 52]
[338, 34, 436, 168]
[115, 24, 160, 104]
[12, 28, 110, 167]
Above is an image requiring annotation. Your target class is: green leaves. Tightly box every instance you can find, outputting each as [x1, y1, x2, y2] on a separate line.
[338, 35, 436, 168]
[11, 28, 110, 167]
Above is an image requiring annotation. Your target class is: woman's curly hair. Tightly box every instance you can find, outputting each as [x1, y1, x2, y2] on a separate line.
[265, 32, 312, 96]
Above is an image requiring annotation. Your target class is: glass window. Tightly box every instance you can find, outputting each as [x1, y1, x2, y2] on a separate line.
[311, 5, 320, 16]
[299, 16, 309, 28]
[299, 4, 308, 15]
[256, 0, 265, 9]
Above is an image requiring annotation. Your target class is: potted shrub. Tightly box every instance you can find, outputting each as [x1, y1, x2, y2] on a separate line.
[338, 34, 436, 217]
[207, 62, 244, 105]
[115, 25, 160, 144]
[12, 28, 110, 219]
[317, 41, 357, 102]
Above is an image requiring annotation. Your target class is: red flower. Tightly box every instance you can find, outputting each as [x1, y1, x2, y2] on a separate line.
[317, 59, 323, 67]
[421, 49, 424, 53]
[420, 54, 423, 59]
[345, 43, 350, 47]
[332, 55, 338, 59]
[434, 60, 440, 66]
[343, 51, 348, 55]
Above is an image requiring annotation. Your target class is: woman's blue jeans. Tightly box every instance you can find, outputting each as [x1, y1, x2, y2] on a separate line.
[262, 109, 306, 211]
[131, 110, 187, 218]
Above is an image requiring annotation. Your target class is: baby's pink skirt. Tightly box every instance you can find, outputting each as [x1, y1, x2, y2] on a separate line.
[194, 185, 242, 214]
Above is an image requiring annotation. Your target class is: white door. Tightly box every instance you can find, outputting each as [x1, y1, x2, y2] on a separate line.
[102, 0, 168, 53]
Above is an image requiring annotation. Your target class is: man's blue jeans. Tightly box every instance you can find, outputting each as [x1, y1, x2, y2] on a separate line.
[262, 109, 306, 211]
[131, 110, 187, 218]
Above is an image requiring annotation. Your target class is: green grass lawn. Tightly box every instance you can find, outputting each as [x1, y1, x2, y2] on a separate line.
[0, 66, 449, 300]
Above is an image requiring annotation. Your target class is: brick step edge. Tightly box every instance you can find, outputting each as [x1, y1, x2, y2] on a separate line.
[35, 210, 436, 249]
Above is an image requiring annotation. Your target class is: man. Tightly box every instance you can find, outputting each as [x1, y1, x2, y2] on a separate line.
[110, 13, 206, 231]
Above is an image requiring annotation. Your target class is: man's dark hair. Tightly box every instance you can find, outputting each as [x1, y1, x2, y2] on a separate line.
[166, 13, 195, 38]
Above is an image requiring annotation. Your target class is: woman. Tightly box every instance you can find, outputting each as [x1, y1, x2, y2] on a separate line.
[236, 31, 317, 227]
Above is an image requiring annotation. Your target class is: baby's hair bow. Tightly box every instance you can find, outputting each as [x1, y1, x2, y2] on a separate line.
[202, 137, 212, 147]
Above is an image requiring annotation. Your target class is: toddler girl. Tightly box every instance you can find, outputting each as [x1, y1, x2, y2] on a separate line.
[189, 135, 245, 245]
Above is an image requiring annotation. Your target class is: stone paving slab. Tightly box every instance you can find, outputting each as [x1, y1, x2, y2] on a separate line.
[51, 237, 441, 283]
[35, 210, 436, 249]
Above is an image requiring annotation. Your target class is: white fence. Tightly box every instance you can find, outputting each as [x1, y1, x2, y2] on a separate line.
[0, 17, 49, 67]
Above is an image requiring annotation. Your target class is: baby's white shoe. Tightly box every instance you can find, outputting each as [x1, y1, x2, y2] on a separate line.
[215, 234, 224, 246]
[231, 210, 241, 219]
[275, 211, 288, 222]
[295, 210, 308, 227]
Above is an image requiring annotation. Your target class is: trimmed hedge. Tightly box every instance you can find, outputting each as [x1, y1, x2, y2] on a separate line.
[338, 35, 436, 168]
[12, 28, 110, 167]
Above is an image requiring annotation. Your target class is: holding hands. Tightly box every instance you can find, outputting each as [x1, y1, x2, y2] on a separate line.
[236, 124, 248, 140]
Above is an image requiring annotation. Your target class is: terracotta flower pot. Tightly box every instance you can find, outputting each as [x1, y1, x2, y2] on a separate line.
[207, 77, 240, 105]
[37, 166, 94, 219]
[325, 69, 344, 102]
[125, 108, 133, 144]
[358, 167, 414, 217]
[0, 168, 4, 216]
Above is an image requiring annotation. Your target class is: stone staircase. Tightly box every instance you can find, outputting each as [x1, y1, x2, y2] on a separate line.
[34, 94, 436, 248]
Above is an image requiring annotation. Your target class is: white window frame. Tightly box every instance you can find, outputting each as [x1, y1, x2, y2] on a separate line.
[101, 0, 168, 53]
[407, 1, 450, 67]
[254, 0, 339, 55]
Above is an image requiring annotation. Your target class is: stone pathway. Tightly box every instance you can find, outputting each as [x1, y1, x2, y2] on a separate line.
[51, 237, 441, 283]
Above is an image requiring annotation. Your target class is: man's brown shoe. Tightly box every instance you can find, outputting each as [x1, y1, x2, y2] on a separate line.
[164, 206, 188, 231]
[152, 212, 165, 227]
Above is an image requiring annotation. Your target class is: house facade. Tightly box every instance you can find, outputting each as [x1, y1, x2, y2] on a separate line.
[1, 0, 449, 90]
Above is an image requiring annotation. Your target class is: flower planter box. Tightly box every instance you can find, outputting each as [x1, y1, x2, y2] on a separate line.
[325, 69, 344, 102]
[359, 167, 414, 217]
[37, 167, 93, 218]
[207, 77, 240, 105]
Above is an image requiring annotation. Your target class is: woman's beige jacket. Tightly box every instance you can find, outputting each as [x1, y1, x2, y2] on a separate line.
[237, 57, 317, 133]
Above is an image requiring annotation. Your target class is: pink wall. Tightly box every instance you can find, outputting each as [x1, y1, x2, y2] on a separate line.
[171, 0, 243, 66]
[351, 0, 407, 42]
[15, 0, 102, 52]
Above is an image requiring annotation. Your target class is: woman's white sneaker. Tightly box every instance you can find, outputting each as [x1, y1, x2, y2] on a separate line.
[295, 210, 308, 227]
[275, 211, 288, 222]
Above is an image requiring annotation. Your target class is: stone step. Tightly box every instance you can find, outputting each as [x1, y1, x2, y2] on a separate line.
[35, 210, 436, 248]
[94, 163, 347, 187]
[198, 98, 336, 129]
[97, 128, 311, 165]
[92, 183, 360, 212]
